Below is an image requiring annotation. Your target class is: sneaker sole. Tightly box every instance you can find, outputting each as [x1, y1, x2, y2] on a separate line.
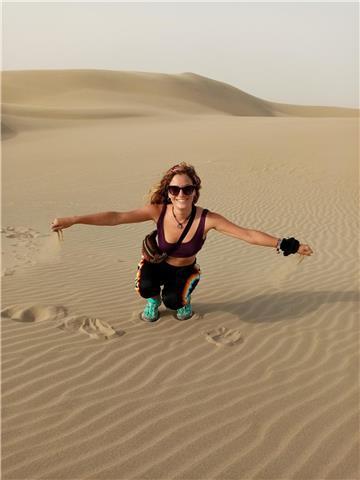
[140, 312, 160, 323]
[176, 312, 194, 321]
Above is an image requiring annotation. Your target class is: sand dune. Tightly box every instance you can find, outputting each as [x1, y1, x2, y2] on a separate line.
[2, 70, 357, 140]
[2, 70, 357, 123]
[1, 69, 359, 479]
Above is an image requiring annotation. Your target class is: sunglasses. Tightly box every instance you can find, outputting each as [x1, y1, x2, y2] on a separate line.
[168, 185, 196, 196]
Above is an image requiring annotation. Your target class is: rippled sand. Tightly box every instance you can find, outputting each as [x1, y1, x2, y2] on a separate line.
[1, 70, 359, 480]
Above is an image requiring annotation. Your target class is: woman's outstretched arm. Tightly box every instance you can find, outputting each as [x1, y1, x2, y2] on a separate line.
[207, 212, 313, 256]
[51, 205, 159, 231]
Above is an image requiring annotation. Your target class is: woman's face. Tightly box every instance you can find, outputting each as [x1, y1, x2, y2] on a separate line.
[167, 173, 196, 210]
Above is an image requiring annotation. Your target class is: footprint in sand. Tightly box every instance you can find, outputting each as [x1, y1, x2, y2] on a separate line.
[2, 226, 41, 240]
[1, 226, 57, 276]
[1, 304, 68, 323]
[204, 327, 243, 347]
[1, 305, 123, 340]
[2, 268, 15, 277]
[57, 316, 123, 340]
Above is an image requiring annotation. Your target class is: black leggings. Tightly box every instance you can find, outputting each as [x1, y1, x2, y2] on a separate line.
[135, 258, 201, 310]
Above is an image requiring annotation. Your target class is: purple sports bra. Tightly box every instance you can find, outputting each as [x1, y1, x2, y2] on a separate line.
[157, 204, 209, 258]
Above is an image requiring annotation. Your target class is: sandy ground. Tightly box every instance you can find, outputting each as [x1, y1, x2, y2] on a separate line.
[1, 70, 359, 480]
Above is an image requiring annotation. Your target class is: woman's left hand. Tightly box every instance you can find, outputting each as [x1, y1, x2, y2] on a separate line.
[298, 244, 313, 256]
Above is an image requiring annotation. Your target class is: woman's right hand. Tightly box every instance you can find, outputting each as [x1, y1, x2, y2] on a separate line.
[51, 217, 75, 232]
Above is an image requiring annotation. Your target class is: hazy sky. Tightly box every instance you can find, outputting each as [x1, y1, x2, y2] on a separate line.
[2, 2, 358, 107]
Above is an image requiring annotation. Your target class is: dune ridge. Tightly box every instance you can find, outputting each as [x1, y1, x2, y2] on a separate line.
[2, 69, 358, 121]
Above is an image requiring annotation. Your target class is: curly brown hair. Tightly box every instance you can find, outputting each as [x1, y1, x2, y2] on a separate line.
[148, 162, 202, 205]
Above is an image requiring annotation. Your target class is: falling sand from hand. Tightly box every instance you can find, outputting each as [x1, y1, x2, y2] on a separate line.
[269, 254, 305, 290]
[36, 233, 63, 264]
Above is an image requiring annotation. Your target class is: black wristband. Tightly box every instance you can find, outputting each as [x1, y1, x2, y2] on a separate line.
[280, 237, 300, 256]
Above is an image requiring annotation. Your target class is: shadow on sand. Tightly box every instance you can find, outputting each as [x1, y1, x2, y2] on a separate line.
[195, 290, 359, 324]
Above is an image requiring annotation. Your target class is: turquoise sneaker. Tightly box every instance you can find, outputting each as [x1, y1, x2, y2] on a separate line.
[176, 303, 193, 320]
[141, 297, 161, 322]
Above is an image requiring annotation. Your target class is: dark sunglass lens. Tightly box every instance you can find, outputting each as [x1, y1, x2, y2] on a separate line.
[168, 186, 181, 195]
[183, 186, 195, 195]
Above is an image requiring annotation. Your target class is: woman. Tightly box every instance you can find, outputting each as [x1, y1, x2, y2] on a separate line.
[51, 162, 313, 322]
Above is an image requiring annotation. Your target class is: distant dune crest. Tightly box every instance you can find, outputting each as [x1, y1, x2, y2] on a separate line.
[2, 70, 358, 123]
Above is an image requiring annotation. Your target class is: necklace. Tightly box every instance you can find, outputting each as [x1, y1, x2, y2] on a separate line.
[172, 206, 192, 229]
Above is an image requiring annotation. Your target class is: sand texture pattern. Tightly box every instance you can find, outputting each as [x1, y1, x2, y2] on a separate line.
[1, 70, 359, 480]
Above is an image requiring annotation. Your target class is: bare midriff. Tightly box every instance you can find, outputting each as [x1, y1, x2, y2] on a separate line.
[165, 255, 197, 267]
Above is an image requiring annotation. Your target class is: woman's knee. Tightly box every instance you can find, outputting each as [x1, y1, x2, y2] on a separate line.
[162, 266, 201, 310]
[137, 279, 160, 299]
[135, 260, 160, 299]
[162, 291, 182, 310]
